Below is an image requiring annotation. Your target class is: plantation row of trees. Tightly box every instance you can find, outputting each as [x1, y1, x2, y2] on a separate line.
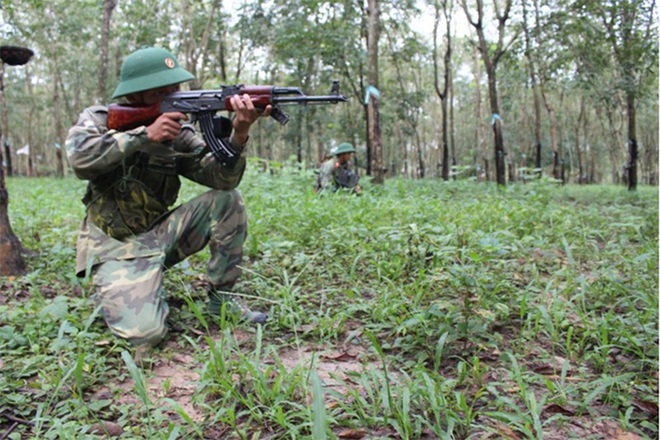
[0, 0, 657, 186]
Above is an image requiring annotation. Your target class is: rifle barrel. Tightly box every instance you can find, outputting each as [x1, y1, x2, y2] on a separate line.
[273, 95, 348, 105]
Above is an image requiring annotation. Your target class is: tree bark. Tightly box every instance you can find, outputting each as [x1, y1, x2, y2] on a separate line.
[432, 0, 453, 181]
[26, 63, 35, 177]
[462, 0, 515, 186]
[3, 140, 11, 177]
[487, 68, 506, 185]
[540, 84, 559, 179]
[627, 94, 638, 190]
[367, 95, 383, 181]
[49, 41, 66, 177]
[0, 65, 26, 275]
[367, 0, 384, 184]
[0, 155, 26, 275]
[98, 0, 117, 103]
[522, 0, 543, 179]
[364, 103, 371, 175]
[575, 97, 585, 183]
[473, 49, 485, 180]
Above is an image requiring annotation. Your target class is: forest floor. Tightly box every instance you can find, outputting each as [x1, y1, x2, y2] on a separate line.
[1, 171, 657, 439]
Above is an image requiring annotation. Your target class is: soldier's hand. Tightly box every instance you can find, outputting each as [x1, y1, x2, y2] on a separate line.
[230, 94, 272, 144]
[146, 112, 187, 143]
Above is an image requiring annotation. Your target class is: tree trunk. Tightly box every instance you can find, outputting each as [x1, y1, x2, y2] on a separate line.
[0, 64, 9, 179]
[473, 50, 485, 178]
[98, 0, 117, 103]
[3, 139, 11, 177]
[575, 98, 585, 183]
[522, 0, 543, 179]
[601, 103, 626, 184]
[364, 103, 371, 175]
[49, 42, 66, 177]
[432, 0, 453, 181]
[492, 117, 506, 185]
[449, 71, 456, 177]
[367, 0, 383, 184]
[626, 93, 638, 190]
[0, 184, 26, 275]
[25, 63, 35, 177]
[540, 85, 559, 179]
[0, 119, 26, 275]
[463, 0, 514, 186]
[487, 66, 506, 185]
[415, 129, 425, 179]
[368, 95, 383, 182]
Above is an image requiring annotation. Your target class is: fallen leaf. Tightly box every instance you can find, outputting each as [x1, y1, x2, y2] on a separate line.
[611, 429, 642, 440]
[489, 421, 521, 439]
[88, 421, 123, 437]
[337, 428, 367, 439]
[189, 327, 205, 336]
[543, 403, 577, 416]
[321, 351, 357, 362]
[632, 399, 659, 416]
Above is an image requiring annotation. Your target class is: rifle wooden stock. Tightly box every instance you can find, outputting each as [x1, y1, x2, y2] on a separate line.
[107, 102, 161, 131]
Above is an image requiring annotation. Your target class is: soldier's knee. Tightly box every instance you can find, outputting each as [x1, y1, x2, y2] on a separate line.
[110, 319, 167, 348]
[210, 188, 243, 207]
[132, 321, 168, 347]
[105, 304, 169, 348]
[209, 189, 246, 224]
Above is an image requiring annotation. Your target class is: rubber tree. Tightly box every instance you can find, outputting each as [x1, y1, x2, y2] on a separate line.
[431, 0, 454, 180]
[0, 46, 33, 276]
[461, 0, 518, 185]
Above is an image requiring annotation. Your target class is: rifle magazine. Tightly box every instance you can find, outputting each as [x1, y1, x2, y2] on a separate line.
[198, 112, 239, 168]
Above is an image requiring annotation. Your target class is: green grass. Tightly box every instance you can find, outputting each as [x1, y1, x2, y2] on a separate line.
[1, 167, 657, 439]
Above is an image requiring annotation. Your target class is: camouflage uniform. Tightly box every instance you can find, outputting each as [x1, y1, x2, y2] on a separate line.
[66, 105, 249, 347]
[316, 157, 337, 192]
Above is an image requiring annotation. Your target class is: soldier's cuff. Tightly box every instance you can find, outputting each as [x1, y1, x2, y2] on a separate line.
[229, 133, 249, 154]
[118, 126, 152, 155]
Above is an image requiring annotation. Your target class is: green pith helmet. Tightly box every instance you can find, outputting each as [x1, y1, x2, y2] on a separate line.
[111, 47, 195, 99]
[334, 142, 356, 155]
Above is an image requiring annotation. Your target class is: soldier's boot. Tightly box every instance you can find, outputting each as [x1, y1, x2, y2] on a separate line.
[208, 290, 268, 324]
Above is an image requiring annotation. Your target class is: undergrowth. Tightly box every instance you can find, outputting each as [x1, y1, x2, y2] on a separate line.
[1, 166, 657, 439]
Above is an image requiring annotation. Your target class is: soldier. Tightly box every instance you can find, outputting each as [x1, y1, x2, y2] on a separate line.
[65, 47, 270, 350]
[316, 142, 362, 194]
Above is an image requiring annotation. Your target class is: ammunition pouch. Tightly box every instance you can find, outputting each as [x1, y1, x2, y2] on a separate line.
[83, 153, 181, 239]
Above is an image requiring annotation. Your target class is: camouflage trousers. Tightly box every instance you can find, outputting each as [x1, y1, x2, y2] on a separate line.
[91, 189, 247, 347]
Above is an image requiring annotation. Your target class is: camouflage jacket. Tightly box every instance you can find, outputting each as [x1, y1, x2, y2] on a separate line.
[66, 105, 248, 277]
[316, 158, 337, 191]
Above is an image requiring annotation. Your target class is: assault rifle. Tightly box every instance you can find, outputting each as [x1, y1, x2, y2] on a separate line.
[336, 167, 360, 189]
[107, 81, 349, 167]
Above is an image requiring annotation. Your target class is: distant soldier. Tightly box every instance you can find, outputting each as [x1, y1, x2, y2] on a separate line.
[316, 142, 362, 194]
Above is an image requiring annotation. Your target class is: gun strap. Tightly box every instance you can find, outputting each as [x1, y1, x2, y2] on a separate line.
[198, 112, 239, 168]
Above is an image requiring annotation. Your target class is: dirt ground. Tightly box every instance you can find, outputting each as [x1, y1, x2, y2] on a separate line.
[98, 331, 649, 440]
